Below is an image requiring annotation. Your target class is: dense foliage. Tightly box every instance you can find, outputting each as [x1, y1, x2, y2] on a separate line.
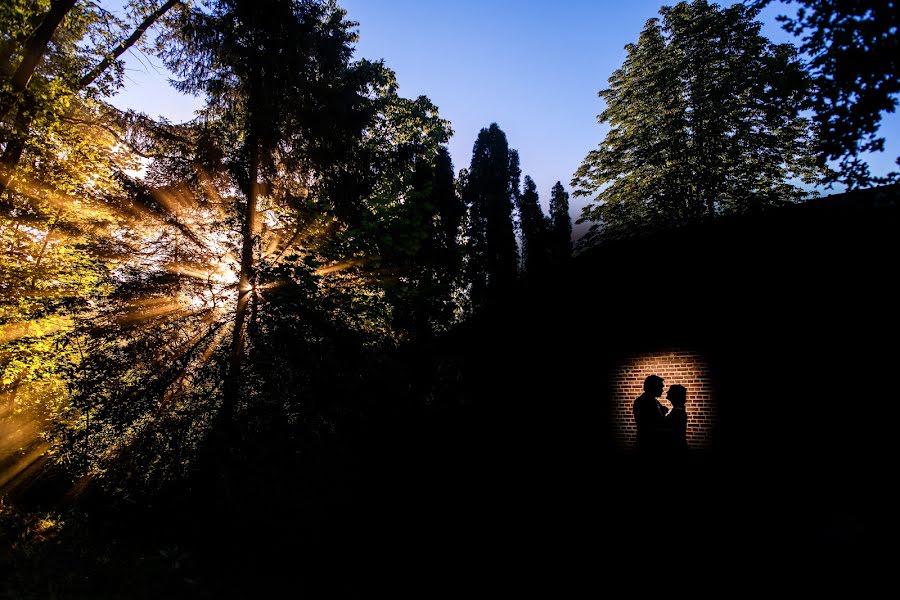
[517, 175, 549, 276]
[3, 0, 892, 594]
[1, 0, 459, 496]
[755, 0, 900, 188]
[462, 123, 520, 308]
[573, 0, 822, 244]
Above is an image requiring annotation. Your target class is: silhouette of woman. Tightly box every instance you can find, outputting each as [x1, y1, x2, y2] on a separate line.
[664, 385, 689, 454]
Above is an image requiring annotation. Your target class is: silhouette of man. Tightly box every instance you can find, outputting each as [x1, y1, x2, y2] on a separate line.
[633, 375, 668, 455]
[664, 384, 689, 454]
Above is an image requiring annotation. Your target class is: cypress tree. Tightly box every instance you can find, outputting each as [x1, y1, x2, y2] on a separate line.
[464, 123, 519, 308]
[434, 146, 464, 260]
[548, 181, 572, 263]
[518, 175, 550, 276]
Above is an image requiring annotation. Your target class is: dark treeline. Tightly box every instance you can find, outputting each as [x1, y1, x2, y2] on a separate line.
[1, 0, 897, 596]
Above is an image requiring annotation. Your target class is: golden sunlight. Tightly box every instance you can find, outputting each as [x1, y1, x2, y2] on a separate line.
[314, 259, 365, 276]
[0, 385, 52, 494]
[0, 315, 73, 345]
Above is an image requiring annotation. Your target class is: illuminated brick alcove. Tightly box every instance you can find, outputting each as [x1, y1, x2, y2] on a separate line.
[611, 349, 717, 452]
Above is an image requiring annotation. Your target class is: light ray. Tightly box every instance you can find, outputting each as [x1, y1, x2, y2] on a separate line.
[0, 315, 73, 344]
[151, 183, 199, 216]
[255, 280, 288, 292]
[113, 297, 186, 325]
[194, 166, 227, 219]
[314, 259, 367, 276]
[0, 444, 51, 494]
[0, 383, 52, 494]
[156, 322, 230, 414]
[5, 171, 131, 226]
[60, 319, 231, 501]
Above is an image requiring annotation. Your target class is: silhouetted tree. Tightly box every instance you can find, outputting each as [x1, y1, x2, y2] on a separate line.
[572, 0, 821, 245]
[161, 0, 384, 425]
[464, 123, 519, 308]
[506, 148, 525, 268]
[756, 0, 900, 188]
[508, 148, 522, 211]
[548, 181, 572, 262]
[430, 146, 465, 322]
[385, 146, 463, 340]
[517, 175, 550, 276]
[2, 0, 454, 494]
[434, 147, 464, 258]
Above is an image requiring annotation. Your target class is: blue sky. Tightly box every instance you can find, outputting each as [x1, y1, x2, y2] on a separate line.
[108, 0, 899, 231]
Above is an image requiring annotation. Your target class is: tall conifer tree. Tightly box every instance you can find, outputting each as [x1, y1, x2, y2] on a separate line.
[518, 175, 549, 276]
[464, 123, 518, 308]
[548, 181, 572, 262]
[162, 0, 377, 424]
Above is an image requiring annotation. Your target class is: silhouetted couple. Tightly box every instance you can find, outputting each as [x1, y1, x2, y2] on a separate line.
[633, 375, 688, 456]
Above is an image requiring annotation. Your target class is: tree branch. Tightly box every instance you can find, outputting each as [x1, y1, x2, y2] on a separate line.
[78, 0, 182, 90]
[0, 0, 78, 121]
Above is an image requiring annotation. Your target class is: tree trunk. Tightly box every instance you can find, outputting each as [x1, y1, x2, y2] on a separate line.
[213, 139, 259, 516]
[0, 0, 77, 121]
[0, 137, 25, 202]
[78, 0, 182, 90]
[0, 92, 32, 200]
[221, 140, 260, 426]
[0, 0, 182, 198]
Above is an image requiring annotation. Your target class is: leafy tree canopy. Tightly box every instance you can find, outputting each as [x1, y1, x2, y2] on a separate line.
[754, 0, 900, 188]
[573, 0, 822, 245]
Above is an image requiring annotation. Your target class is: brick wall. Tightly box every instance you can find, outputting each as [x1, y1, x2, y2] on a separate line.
[611, 349, 716, 451]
